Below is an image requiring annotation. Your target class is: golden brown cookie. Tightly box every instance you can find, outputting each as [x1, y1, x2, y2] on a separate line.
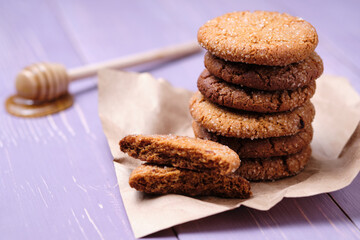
[120, 134, 240, 175]
[236, 145, 311, 181]
[193, 121, 313, 158]
[198, 69, 316, 113]
[129, 164, 251, 198]
[198, 11, 318, 65]
[204, 51, 323, 91]
[189, 92, 315, 139]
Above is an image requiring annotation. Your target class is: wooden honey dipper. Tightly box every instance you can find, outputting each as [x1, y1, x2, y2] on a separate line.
[6, 41, 201, 117]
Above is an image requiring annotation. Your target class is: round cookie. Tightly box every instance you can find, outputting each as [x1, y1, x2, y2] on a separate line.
[193, 121, 313, 158]
[235, 145, 311, 181]
[198, 11, 318, 65]
[204, 51, 323, 91]
[120, 134, 240, 175]
[198, 69, 316, 113]
[129, 164, 251, 198]
[189, 91, 315, 139]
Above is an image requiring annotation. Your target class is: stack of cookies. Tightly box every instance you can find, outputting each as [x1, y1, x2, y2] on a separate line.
[190, 11, 323, 181]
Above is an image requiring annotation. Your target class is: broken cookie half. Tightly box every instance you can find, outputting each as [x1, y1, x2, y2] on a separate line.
[120, 134, 251, 199]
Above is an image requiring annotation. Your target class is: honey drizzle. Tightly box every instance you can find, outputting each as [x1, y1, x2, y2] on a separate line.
[5, 93, 74, 118]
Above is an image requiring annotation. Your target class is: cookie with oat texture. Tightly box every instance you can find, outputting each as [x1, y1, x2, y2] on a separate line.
[198, 11, 318, 65]
[189, 91, 315, 139]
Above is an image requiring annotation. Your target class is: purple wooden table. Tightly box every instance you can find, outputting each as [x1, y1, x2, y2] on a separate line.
[1, 0, 360, 239]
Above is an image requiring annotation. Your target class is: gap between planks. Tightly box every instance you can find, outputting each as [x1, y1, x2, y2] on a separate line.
[171, 227, 180, 240]
[327, 193, 360, 232]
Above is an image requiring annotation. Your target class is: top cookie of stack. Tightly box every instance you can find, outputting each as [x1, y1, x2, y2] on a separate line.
[198, 11, 318, 66]
[190, 11, 323, 181]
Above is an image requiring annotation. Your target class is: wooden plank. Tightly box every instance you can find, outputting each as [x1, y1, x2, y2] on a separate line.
[175, 196, 360, 239]
[330, 176, 360, 228]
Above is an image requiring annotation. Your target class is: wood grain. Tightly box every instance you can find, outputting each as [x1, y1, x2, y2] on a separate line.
[176, 196, 360, 239]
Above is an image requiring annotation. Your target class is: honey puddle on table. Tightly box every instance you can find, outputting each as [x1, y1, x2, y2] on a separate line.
[5, 93, 73, 118]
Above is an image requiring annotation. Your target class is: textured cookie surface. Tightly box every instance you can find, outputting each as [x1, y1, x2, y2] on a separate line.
[193, 121, 313, 158]
[198, 11, 318, 65]
[189, 92, 315, 139]
[235, 145, 311, 181]
[120, 134, 240, 175]
[129, 164, 251, 198]
[204, 51, 323, 91]
[198, 69, 316, 113]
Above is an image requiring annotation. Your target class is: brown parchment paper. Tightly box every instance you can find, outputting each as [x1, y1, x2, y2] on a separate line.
[98, 69, 360, 238]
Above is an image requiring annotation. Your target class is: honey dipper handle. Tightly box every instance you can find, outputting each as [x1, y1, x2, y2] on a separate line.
[68, 41, 201, 81]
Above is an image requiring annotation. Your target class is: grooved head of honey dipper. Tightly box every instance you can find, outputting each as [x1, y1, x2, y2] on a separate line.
[15, 63, 69, 101]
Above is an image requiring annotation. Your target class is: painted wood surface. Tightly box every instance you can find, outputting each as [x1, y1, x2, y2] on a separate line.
[0, 0, 359, 239]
